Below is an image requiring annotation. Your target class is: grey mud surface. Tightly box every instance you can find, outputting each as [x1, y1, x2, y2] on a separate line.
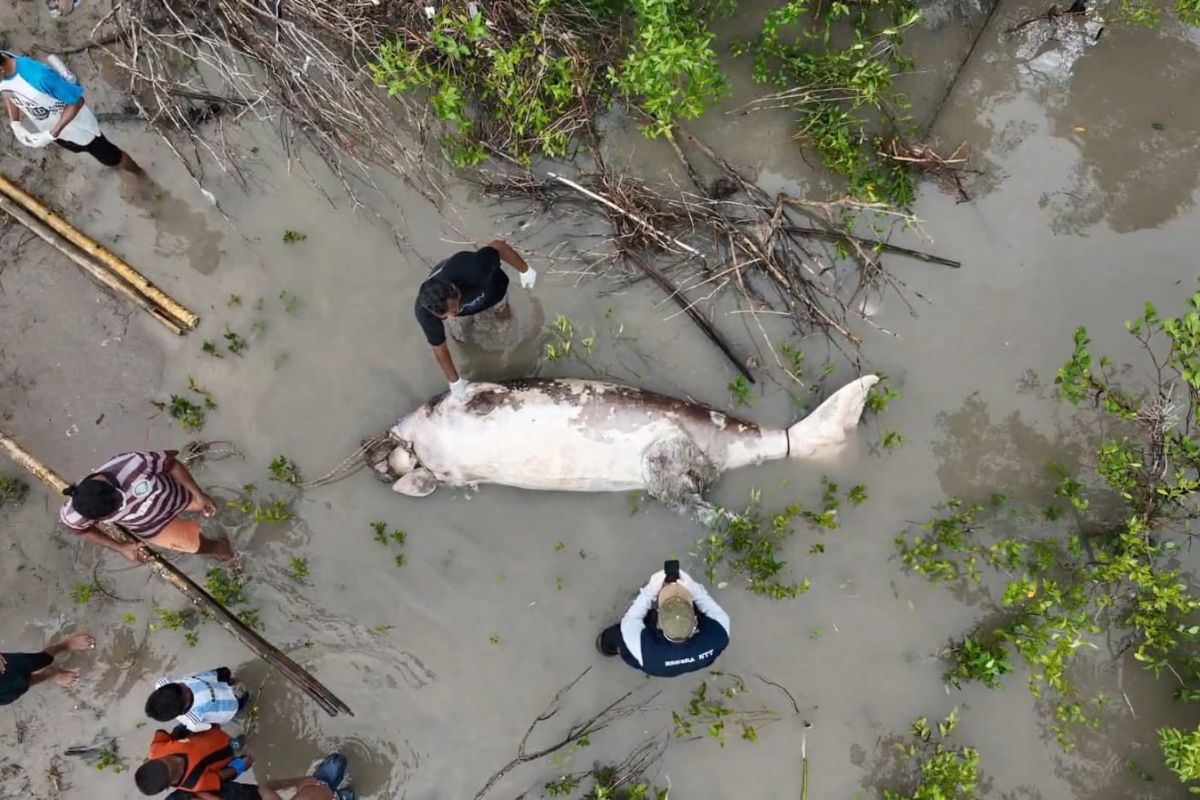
[1, 1, 1198, 798]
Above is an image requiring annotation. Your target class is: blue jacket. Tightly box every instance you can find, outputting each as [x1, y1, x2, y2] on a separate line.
[618, 577, 731, 678]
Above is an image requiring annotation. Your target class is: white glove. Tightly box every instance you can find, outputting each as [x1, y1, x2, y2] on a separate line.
[11, 123, 53, 148]
[677, 570, 703, 594]
[519, 267, 537, 289]
[642, 569, 667, 595]
[448, 378, 469, 401]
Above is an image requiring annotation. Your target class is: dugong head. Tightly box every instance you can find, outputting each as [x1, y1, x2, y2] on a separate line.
[377, 440, 438, 498]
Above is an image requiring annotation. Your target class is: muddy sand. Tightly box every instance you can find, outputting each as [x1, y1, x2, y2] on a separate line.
[1, 2, 1198, 799]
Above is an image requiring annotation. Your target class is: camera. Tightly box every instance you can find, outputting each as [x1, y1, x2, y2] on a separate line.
[664, 559, 680, 584]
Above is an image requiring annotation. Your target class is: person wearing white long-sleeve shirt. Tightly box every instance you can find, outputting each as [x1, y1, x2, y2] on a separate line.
[596, 567, 731, 678]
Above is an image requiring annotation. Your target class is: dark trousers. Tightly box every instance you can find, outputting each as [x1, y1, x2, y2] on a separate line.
[0, 651, 54, 706]
[598, 624, 623, 656]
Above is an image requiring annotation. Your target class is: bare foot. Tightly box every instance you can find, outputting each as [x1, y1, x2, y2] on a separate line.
[46, 667, 79, 688]
[45, 632, 96, 656]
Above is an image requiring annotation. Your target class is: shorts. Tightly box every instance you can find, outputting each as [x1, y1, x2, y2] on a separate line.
[167, 783, 261, 800]
[0, 651, 54, 706]
[55, 134, 123, 167]
[144, 517, 203, 554]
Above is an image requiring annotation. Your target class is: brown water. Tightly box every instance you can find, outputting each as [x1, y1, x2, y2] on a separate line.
[1, 2, 1199, 798]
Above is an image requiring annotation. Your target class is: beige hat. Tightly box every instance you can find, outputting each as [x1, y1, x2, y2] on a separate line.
[657, 582, 697, 643]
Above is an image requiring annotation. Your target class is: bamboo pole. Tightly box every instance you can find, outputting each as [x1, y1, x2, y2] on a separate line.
[0, 173, 199, 331]
[0, 193, 185, 335]
[0, 430, 352, 717]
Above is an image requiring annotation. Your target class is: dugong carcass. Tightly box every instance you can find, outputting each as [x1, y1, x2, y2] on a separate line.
[371, 376, 878, 518]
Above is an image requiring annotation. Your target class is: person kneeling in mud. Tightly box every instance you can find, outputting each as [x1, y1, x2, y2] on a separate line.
[597, 561, 730, 678]
[135, 725, 357, 800]
[415, 239, 536, 400]
[60, 449, 233, 563]
[146, 666, 249, 733]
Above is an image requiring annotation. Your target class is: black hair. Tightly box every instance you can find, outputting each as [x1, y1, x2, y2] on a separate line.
[418, 278, 459, 317]
[63, 474, 122, 520]
[145, 683, 189, 721]
[135, 759, 172, 795]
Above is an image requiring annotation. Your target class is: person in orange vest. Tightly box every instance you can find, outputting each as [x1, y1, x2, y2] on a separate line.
[134, 726, 356, 800]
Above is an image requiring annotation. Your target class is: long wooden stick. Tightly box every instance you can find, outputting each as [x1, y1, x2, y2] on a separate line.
[0, 430, 352, 717]
[0, 173, 199, 331]
[0, 194, 185, 335]
[626, 252, 755, 383]
[781, 226, 961, 268]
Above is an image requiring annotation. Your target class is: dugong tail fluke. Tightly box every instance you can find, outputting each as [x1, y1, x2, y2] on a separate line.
[786, 375, 880, 459]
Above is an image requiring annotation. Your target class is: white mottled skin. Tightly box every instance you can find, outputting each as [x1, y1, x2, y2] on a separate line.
[389, 376, 878, 494]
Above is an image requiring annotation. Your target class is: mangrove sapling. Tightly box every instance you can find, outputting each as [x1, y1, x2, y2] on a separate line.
[201, 340, 223, 358]
[728, 375, 755, 408]
[268, 456, 303, 486]
[278, 291, 301, 315]
[875, 711, 981, 800]
[0, 474, 29, 508]
[71, 581, 95, 605]
[897, 292, 1200, 764]
[281, 230, 307, 244]
[700, 490, 808, 599]
[671, 674, 781, 746]
[223, 326, 247, 355]
[736, 0, 924, 208]
[288, 558, 310, 581]
[153, 376, 217, 432]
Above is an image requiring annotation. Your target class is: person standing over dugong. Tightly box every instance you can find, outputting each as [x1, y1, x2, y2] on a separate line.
[415, 240, 537, 400]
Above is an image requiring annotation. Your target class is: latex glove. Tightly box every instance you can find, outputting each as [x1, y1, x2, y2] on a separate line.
[448, 377, 469, 401]
[11, 123, 53, 148]
[642, 569, 667, 595]
[519, 267, 537, 290]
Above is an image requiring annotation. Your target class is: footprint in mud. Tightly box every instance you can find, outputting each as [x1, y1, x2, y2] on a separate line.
[121, 180, 224, 274]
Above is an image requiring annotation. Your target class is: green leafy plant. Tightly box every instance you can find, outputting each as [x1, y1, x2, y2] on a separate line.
[880, 712, 979, 800]
[947, 634, 1012, 690]
[288, 557, 309, 580]
[373, 2, 728, 166]
[1159, 725, 1200, 791]
[201, 340, 224, 358]
[898, 292, 1200, 760]
[184, 631, 199, 648]
[204, 567, 260, 629]
[671, 675, 779, 747]
[149, 605, 197, 631]
[371, 521, 389, 545]
[121, 613, 136, 625]
[152, 376, 216, 431]
[737, 0, 921, 208]
[94, 747, 125, 773]
[282, 229, 307, 243]
[0, 475, 29, 508]
[370, 521, 407, 566]
[269, 456, 303, 485]
[728, 375, 754, 408]
[71, 581, 95, 605]
[700, 489, 807, 599]
[223, 326, 247, 355]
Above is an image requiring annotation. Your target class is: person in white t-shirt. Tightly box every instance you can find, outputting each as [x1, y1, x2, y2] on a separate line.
[0, 50, 144, 177]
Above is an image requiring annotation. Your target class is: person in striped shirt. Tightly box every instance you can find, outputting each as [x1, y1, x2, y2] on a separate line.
[146, 667, 248, 732]
[59, 449, 233, 562]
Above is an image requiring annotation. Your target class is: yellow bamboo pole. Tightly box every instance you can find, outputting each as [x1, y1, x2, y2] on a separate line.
[0, 430, 353, 717]
[0, 173, 199, 330]
[0, 193, 184, 335]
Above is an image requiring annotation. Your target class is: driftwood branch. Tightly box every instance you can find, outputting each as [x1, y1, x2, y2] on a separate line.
[781, 226, 961, 268]
[472, 667, 658, 800]
[0, 431, 352, 718]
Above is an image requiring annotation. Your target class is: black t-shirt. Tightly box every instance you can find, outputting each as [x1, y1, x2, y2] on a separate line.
[415, 247, 508, 346]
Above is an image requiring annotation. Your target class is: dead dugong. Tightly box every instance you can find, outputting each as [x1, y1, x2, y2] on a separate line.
[374, 376, 878, 514]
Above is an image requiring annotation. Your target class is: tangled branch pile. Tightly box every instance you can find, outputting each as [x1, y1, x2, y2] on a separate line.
[102, 0, 436, 200]
[481, 131, 955, 355]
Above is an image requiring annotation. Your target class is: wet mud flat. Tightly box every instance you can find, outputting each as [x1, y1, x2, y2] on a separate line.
[1, 2, 1199, 799]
